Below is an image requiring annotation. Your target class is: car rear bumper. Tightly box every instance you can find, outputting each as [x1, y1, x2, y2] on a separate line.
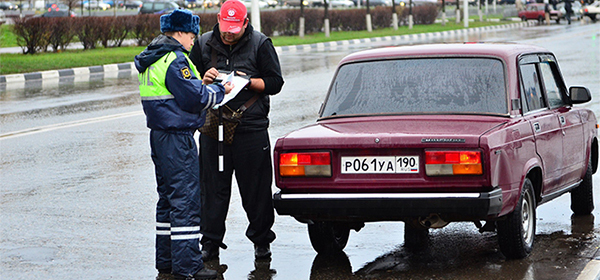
[273, 188, 503, 222]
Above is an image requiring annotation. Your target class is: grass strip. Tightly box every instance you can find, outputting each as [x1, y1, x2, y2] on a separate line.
[1, 46, 145, 75]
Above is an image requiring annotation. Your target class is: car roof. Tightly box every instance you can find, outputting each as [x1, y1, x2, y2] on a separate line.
[338, 43, 551, 65]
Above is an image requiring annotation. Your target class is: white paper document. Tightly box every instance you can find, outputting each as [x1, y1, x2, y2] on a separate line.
[214, 72, 249, 108]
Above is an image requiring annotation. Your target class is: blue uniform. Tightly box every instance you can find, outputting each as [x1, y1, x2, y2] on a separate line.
[135, 34, 224, 277]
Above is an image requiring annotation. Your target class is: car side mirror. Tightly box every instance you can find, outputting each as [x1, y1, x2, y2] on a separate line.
[569, 86, 591, 104]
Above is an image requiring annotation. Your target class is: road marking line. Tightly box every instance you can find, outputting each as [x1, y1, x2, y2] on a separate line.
[576, 259, 600, 280]
[0, 111, 143, 140]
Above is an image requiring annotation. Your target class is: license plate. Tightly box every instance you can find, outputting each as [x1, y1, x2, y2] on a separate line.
[341, 156, 419, 174]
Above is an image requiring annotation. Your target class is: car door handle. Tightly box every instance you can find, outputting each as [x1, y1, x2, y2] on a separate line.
[533, 122, 541, 132]
[559, 116, 566, 126]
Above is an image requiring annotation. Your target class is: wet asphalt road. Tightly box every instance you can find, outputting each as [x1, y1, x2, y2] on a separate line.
[1, 21, 600, 279]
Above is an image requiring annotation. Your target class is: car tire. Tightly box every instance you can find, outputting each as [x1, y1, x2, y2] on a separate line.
[571, 156, 594, 215]
[538, 16, 544, 23]
[307, 222, 350, 254]
[404, 222, 429, 250]
[521, 16, 527, 21]
[556, 18, 560, 23]
[496, 178, 536, 259]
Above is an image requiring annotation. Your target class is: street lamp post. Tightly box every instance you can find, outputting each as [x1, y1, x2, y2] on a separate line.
[408, 0, 413, 29]
[366, 0, 372, 32]
[324, 0, 330, 37]
[299, 1, 305, 37]
[392, 0, 398, 30]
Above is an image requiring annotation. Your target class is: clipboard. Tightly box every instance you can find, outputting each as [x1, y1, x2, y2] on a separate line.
[214, 71, 250, 108]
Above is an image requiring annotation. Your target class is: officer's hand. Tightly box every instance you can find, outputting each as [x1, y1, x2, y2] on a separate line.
[202, 67, 219, 85]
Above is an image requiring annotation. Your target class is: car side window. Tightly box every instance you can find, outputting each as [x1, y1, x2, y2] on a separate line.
[519, 63, 545, 112]
[538, 62, 566, 108]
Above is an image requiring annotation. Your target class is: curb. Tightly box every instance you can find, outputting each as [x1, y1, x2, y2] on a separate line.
[1, 62, 138, 91]
[274, 21, 534, 53]
[0, 21, 534, 90]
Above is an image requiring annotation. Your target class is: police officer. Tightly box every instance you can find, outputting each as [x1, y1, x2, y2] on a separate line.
[134, 9, 232, 280]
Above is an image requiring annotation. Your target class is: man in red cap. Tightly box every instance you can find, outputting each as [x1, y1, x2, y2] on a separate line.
[189, 0, 284, 263]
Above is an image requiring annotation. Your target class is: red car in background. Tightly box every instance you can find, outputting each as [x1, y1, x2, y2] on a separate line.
[519, 3, 563, 23]
[273, 43, 597, 259]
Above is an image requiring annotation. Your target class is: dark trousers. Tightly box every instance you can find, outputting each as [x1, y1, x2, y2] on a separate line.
[199, 129, 276, 246]
[151, 130, 203, 276]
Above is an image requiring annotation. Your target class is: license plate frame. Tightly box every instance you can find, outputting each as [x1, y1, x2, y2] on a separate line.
[341, 156, 419, 174]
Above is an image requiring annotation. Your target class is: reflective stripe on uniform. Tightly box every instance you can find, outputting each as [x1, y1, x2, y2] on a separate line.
[140, 95, 175, 101]
[171, 226, 200, 232]
[171, 234, 201, 240]
[170, 225, 201, 240]
[156, 222, 171, 235]
[203, 86, 217, 111]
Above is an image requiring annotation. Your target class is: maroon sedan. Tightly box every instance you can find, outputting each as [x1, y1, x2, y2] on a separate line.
[273, 43, 598, 259]
[519, 3, 563, 23]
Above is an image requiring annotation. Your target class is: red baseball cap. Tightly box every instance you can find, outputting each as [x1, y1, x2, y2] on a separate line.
[219, 0, 247, 34]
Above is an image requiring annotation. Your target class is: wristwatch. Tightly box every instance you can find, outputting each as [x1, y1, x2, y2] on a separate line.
[245, 78, 252, 90]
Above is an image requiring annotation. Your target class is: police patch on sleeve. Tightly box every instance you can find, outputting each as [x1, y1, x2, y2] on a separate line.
[181, 67, 192, 80]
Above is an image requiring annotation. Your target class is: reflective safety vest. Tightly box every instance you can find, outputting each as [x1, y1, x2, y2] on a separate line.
[138, 51, 200, 101]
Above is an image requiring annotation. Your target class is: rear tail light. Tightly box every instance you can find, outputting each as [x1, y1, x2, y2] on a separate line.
[425, 150, 482, 176]
[279, 152, 332, 177]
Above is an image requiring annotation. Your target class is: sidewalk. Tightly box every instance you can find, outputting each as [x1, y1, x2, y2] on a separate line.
[1, 21, 534, 90]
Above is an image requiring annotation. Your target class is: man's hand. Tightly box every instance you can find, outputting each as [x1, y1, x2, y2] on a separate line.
[223, 82, 233, 95]
[202, 67, 219, 85]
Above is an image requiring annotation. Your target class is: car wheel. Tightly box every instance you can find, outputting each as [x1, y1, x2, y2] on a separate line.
[496, 178, 536, 259]
[307, 222, 350, 254]
[404, 222, 429, 250]
[571, 156, 594, 215]
[521, 16, 527, 21]
[556, 18, 560, 23]
[538, 16, 544, 23]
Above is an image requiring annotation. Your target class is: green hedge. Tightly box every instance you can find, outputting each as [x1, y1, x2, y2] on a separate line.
[12, 5, 439, 55]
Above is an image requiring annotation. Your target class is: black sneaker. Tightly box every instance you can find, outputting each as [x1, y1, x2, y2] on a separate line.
[173, 267, 218, 280]
[201, 240, 219, 261]
[254, 244, 272, 260]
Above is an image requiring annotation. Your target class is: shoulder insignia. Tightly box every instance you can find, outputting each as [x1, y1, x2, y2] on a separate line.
[181, 67, 192, 80]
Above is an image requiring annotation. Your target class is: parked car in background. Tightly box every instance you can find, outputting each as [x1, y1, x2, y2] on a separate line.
[557, 1, 582, 20]
[272, 43, 597, 259]
[41, 9, 77, 17]
[200, 0, 220, 8]
[177, 0, 198, 8]
[46, 3, 69, 10]
[330, 0, 354, 7]
[139, 1, 180, 14]
[118, 0, 143, 9]
[581, 1, 600, 22]
[284, 0, 323, 6]
[265, 0, 279, 7]
[40, 3, 76, 17]
[518, 3, 562, 23]
[0, 1, 17, 10]
[241, 0, 269, 8]
[353, 0, 392, 6]
[83, 0, 111, 10]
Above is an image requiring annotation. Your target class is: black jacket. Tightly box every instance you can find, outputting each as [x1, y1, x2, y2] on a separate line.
[189, 24, 284, 132]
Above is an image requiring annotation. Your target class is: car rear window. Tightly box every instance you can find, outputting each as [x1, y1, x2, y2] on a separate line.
[321, 58, 508, 117]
